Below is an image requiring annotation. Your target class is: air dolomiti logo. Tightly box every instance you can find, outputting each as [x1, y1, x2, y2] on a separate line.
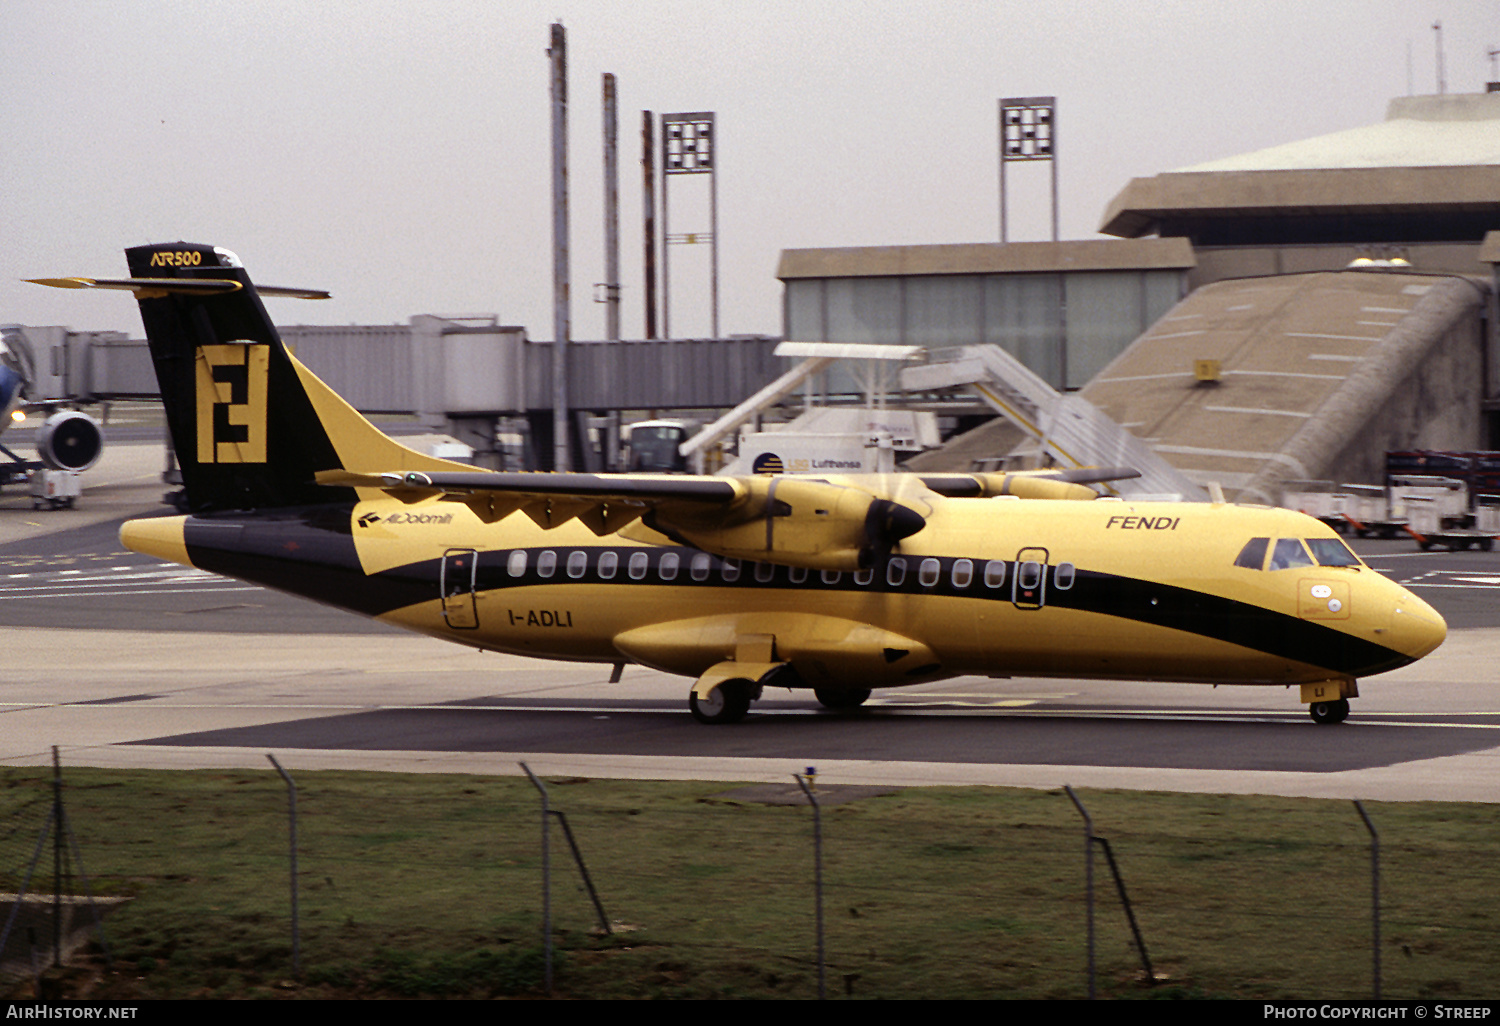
[195, 343, 268, 464]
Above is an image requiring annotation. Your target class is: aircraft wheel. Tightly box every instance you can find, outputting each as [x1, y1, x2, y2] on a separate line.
[690, 679, 753, 725]
[814, 687, 872, 710]
[1309, 698, 1350, 725]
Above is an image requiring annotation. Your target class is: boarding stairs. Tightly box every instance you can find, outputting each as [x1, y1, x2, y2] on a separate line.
[901, 344, 1207, 501]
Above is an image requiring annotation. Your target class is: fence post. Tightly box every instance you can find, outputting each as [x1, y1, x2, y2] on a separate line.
[793, 769, 825, 1000]
[265, 755, 299, 977]
[1354, 801, 1381, 999]
[519, 763, 553, 996]
[1063, 785, 1095, 1000]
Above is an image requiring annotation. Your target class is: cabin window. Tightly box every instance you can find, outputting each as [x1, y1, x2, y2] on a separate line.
[822, 569, 843, 585]
[854, 568, 874, 586]
[951, 558, 973, 589]
[1054, 562, 1076, 590]
[597, 551, 618, 580]
[1268, 538, 1314, 571]
[721, 557, 741, 582]
[507, 550, 528, 577]
[1018, 560, 1042, 590]
[659, 551, 680, 581]
[1306, 537, 1361, 567]
[919, 558, 941, 587]
[1234, 537, 1269, 570]
[628, 551, 650, 580]
[566, 550, 587, 579]
[983, 560, 1007, 588]
[755, 562, 776, 583]
[789, 565, 808, 584]
[690, 552, 712, 581]
[537, 550, 557, 579]
[886, 558, 907, 587]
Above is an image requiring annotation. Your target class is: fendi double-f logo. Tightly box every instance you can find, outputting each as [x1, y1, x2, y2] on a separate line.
[195, 343, 268, 463]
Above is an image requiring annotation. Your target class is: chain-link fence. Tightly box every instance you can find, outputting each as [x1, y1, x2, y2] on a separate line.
[2, 762, 1496, 1000]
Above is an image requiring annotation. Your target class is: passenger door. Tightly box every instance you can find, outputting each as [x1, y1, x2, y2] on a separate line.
[441, 548, 480, 630]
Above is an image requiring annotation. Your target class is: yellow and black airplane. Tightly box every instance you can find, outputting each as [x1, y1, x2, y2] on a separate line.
[33, 243, 1447, 725]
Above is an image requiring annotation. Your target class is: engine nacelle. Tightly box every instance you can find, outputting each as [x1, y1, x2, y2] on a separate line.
[37, 410, 103, 472]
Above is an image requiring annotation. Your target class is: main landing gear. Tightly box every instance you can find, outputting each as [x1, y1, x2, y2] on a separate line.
[814, 687, 872, 710]
[689, 679, 755, 724]
[1308, 698, 1350, 725]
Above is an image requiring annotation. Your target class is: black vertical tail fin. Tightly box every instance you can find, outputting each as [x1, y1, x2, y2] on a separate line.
[122, 242, 454, 513]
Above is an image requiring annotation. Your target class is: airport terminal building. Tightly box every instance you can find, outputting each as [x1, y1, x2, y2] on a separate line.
[11, 91, 1500, 500]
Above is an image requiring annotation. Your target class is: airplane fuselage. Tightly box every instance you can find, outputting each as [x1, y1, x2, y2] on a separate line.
[123, 488, 1445, 694]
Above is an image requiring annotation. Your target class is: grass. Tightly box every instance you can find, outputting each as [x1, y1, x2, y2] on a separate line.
[1, 767, 1496, 999]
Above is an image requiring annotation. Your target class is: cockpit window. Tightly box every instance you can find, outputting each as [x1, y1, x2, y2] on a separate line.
[1305, 537, 1361, 567]
[1234, 537, 1269, 570]
[1268, 538, 1314, 570]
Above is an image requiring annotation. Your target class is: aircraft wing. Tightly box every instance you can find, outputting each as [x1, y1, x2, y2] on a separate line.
[919, 466, 1141, 500]
[317, 469, 929, 572]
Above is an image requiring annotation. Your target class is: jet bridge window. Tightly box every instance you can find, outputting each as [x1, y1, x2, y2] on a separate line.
[1306, 537, 1361, 567]
[1234, 538, 1269, 570]
[1268, 538, 1314, 571]
[507, 550, 527, 577]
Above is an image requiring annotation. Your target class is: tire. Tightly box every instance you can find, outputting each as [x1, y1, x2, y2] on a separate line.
[814, 687, 872, 710]
[689, 679, 753, 724]
[1309, 698, 1350, 725]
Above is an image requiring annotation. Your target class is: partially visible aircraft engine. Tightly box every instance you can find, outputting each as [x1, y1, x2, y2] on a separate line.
[36, 410, 103, 472]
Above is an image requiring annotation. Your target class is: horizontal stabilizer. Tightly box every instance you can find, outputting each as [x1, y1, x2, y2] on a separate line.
[28, 277, 329, 300]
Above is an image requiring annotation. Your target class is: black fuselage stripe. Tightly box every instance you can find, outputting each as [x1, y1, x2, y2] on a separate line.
[182, 522, 1406, 677]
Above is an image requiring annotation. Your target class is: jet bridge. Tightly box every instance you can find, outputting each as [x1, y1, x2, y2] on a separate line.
[901, 344, 1209, 500]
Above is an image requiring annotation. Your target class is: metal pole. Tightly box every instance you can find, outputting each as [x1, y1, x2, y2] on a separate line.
[1049, 102, 1060, 242]
[710, 126, 719, 338]
[793, 771, 825, 1000]
[1063, 785, 1095, 1000]
[548, 22, 571, 472]
[602, 74, 620, 341]
[661, 114, 671, 340]
[51, 747, 61, 968]
[266, 755, 299, 976]
[1355, 801, 1382, 999]
[998, 100, 1007, 243]
[519, 762, 553, 996]
[642, 111, 657, 339]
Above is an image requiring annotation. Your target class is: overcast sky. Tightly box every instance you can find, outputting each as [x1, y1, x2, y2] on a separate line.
[4, 0, 1496, 341]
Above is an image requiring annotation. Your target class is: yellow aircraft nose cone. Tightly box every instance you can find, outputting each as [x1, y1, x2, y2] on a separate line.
[1389, 590, 1446, 660]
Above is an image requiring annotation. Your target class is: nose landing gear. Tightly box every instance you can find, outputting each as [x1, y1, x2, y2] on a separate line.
[1309, 698, 1351, 725]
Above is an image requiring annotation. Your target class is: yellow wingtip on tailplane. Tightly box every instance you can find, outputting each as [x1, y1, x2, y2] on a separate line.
[119, 515, 192, 568]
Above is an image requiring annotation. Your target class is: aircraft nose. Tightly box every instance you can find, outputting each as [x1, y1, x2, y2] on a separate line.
[1387, 588, 1446, 660]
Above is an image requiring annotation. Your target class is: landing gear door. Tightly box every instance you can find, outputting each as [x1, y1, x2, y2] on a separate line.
[1012, 547, 1048, 610]
[441, 548, 480, 630]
